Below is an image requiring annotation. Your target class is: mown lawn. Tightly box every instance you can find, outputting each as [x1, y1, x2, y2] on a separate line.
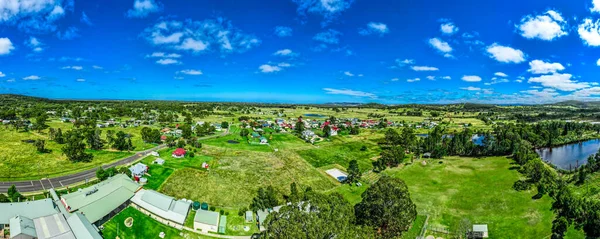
[101, 207, 214, 239]
[383, 156, 554, 238]
[297, 136, 380, 171]
[159, 146, 336, 208]
[0, 126, 132, 180]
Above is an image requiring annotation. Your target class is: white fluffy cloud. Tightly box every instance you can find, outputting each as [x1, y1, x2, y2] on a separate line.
[578, 18, 600, 46]
[591, 0, 600, 13]
[440, 22, 459, 35]
[323, 88, 376, 98]
[146, 52, 181, 58]
[126, 0, 162, 18]
[517, 10, 568, 41]
[76, 78, 85, 82]
[156, 58, 180, 65]
[259, 64, 281, 73]
[528, 73, 590, 91]
[178, 69, 202, 75]
[0, 72, 5, 77]
[23, 75, 41, 80]
[528, 60, 565, 74]
[359, 22, 389, 36]
[313, 29, 342, 44]
[494, 72, 508, 77]
[442, 76, 451, 80]
[0, 0, 73, 34]
[25, 36, 43, 52]
[0, 38, 15, 55]
[274, 26, 292, 37]
[597, 58, 600, 66]
[293, 0, 354, 26]
[411, 66, 439, 71]
[486, 43, 526, 63]
[461, 86, 481, 91]
[426, 76, 436, 81]
[428, 38, 453, 57]
[142, 18, 260, 55]
[462, 75, 482, 82]
[61, 65, 83, 70]
[407, 78, 420, 82]
[344, 71, 354, 77]
[274, 49, 297, 57]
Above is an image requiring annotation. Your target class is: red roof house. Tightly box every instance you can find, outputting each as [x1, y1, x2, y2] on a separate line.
[172, 148, 186, 158]
[160, 135, 167, 141]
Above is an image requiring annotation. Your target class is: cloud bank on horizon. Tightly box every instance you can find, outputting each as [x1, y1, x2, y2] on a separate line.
[1, 0, 600, 104]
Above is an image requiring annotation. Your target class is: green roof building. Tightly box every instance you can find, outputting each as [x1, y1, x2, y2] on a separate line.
[61, 174, 140, 223]
[9, 216, 37, 239]
[0, 199, 59, 226]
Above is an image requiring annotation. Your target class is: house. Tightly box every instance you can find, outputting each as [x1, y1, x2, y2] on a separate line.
[8, 216, 37, 239]
[471, 224, 489, 238]
[330, 126, 339, 136]
[301, 130, 315, 139]
[160, 135, 167, 141]
[60, 174, 141, 223]
[130, 189, 191, 229]
[172, 148, 186, 158]
[153, 158, 165, 165]
[201, 162, 209, 169]
[129, 163, 148, 179]
[259, 137, 268, 144]
[194, 210, 220, 233]
[2, 120, 10, 124]
[251, 132, 261, 138]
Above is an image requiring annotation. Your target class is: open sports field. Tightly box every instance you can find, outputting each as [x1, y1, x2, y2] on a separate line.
[382, 156, 558, 238]
[159, 145, 336, 208]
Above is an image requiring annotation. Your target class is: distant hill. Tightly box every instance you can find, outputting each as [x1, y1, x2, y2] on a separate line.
[550, 100, 600, 108]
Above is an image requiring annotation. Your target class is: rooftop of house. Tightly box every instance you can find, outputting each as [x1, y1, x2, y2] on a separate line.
[10, 215, 37, 238]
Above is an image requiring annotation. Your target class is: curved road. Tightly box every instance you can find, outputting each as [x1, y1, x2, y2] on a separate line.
[0, 126, 231, 193]
[0, 144, 167, 193]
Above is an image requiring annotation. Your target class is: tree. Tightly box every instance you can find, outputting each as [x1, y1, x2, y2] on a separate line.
[54, 128, 64, 144]
[7, 185, 23, 202]
[34, 113, 49, 132]
[289, 182, 299, 203]
[250, 186, 279, 212]
[384, 128, 402, 146]
[240, 128, 250, 138]
[551, 217, 568, 239]
[62, 130, 93, 162]
[262, 191, 375, 239]
[379, 146, 405, 168]
[0, 193, 9, 202]
[35, 140, 47, 153]
[112, 131, 129, 151]
[323, 124, 331, 137]
[347, 160, 361, 184]
[294, 120, 305, 135]
[181, 124, 192, 139]
[221, 121, 229, 129]
[355, 176, 417, 238]
[96, 167, 108, 181]
[85, 128, 104, 150]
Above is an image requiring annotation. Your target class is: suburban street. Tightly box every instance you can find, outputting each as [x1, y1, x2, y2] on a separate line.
[0, 126, 230, 193]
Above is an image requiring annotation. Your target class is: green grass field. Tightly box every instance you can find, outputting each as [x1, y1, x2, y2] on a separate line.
[101, 207, 214, 239]
[382, 156, 554, 238]
[159, 146, 336, 208]
[0, 126, 132, 180]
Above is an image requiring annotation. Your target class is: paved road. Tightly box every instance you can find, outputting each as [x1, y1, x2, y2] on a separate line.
[0, 144, 167, 193]
[0, 126, 231, 193]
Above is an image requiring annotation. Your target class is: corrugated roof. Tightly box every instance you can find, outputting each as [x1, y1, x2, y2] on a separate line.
[218, 215, 227, 233]
[194, 210, 220, 226]
[61, 174, 140, 223]
[33, 213, 76, 239]
[67, 213, 103, 239]
[131, 189, 191, 225]
[0, 199, 59, 224]
[141, 189, 173, 211]
[10, 216, 37, 238]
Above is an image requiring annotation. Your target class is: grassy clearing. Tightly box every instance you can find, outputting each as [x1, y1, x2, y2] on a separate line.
[383, 156, 554, 238]
[159, 146, 336, 208]
[143, 164, 174, 190]
[297, 134, 381, 171]
[0, 126, 131, 180]
[101, 207, 213, 239]
[401, 215, 427, 239]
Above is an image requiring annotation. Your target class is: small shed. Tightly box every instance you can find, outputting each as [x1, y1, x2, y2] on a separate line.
[150, 151, 159, 157]
[259, 137, 268, 144]
[423, 152, 432, 158]
[153, 158, 165, 165]
[218, 215, 227, 234]
[245, 211, 253, 222]
[194, 210, 220, 233]
[472, 224, 489, 238]
[251, 132, 260, 138]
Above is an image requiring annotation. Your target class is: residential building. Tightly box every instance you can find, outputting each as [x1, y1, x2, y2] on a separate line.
[130, 189, 191, 229]
[193, 210, 220, 233]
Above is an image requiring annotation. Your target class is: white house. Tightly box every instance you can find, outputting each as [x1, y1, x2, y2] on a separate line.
[129, 163, 148, 178]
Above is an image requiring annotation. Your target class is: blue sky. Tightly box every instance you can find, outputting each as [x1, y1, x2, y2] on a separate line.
[1, 0, 600, 104]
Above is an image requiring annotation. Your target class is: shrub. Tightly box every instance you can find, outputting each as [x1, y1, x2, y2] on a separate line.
[210, 206, 216, 211]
